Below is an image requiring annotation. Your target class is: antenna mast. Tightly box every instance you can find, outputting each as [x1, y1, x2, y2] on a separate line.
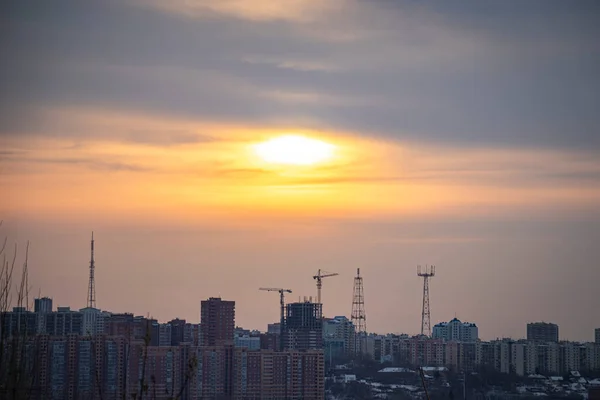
[417, 265, 435, 336]
[87, 232, 96, 309]
[351, 268, 366, 354]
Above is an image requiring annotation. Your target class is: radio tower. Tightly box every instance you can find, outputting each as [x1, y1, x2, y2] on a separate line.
[87, 232, 96, 309]
[351, 268, 366, 354]
[417, 265, 435, 337]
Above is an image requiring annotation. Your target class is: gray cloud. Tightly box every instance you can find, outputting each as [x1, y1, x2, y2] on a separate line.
[124, 130, 216, 146]
[3, 155, 151, 173]
[1, 0, 599, 150]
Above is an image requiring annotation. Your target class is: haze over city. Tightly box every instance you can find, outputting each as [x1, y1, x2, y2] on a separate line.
[1, 0, 599, 343]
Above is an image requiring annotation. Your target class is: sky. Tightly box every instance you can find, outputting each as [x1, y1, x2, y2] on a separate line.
[1, 0, 599, 341]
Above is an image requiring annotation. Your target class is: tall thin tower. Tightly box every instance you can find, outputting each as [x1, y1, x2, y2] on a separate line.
[87, 232, 96, 309]
[417, 265, 435, 337]
[351, 268, 366, 354]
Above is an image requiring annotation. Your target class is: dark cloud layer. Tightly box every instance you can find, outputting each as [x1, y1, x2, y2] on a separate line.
[1, 0, 599, 150]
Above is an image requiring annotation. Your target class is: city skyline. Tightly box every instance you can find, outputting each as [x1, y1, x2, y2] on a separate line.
[3, 292, 597, 399]
[2, 0, 600, 344]
[7, 256, 597, 344]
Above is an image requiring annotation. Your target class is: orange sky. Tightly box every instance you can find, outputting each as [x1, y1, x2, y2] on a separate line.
[2, 105, 600, 341]
[2, 0, 600, 341]
[4, 107, 599, 221]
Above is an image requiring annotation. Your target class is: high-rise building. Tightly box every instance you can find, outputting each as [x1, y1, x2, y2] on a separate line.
[183, 322, 201, 345]
[139, 346, 183, 397]
[323, 316, 355, 354]
[34, 297, 53, 334]
[24, 332, 326, 400]
[596, 328, 600, 344]
[45, 307, 83, 336]
[35, 297, 53, 313]
[511, 342, 526, 376]
[169, 318, 186, 346]
[80, 307, 108, 336]
[197, 345, 235, 398]
[158, 323, 172, 346]
[283, 301, 323, 351]
[432, 318, 479, 342]
[201, 297, 235, 346]
[267, 323, 280, 334]
[1, 307, 38, 337]
[105, 313, 134, 337]
[527, 322, 559, 342]
[233, 349, 325, 399]
[324, 338, 345, 363]
[260, 333, 279, 351]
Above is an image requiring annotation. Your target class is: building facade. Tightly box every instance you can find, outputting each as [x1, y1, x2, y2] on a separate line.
[527, 322, 559, 342]
[34, 297, 53, 313]
[232, 348, 325, 400]
[323, 316, 355, 355]
[234, 334, 260, 350]
[201, 297, 235, 347]
[80, 307, 108, 337]
[432, 318, 479, 342]
[169, 318, 186, 346]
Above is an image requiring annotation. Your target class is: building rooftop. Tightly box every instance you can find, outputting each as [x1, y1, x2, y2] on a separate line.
[434, 318, 478, 328]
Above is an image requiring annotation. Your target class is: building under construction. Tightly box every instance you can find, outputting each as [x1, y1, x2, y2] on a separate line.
[283, 300, 323, 351]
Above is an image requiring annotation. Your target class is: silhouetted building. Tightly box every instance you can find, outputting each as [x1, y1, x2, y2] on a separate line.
[169, 318, 186, 346]
[201, 297, 235, 346]
[596, 328, 600, 344]
[158, 323, 172, 346]
[105, 313, 134, 336]
[283, 301, 323, 351]
[183, 322, 200, 345]
[45, 307, 83, 336]
[1, 307, 38, 337]
[260, 332, 279, 351]
[527, 322, 559, 342]
[34, 297, 53, 313]
[150, 320, 160, 346]
[267, 323, 280, 334]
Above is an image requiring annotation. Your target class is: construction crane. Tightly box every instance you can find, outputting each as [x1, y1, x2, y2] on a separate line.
[259, 287, 292, 351]
[312, 269, 339, 305]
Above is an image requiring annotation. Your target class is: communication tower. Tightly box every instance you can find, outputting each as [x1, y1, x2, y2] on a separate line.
[417, 265, 435, 336]
[87, 232, 96, 309]
[351, 268, 367, 354]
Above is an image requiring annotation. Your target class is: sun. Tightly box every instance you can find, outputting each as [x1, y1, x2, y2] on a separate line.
[253, 135, 336, 166]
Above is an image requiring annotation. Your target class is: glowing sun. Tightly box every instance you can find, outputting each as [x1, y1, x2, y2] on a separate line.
[254, 135, 335, 166]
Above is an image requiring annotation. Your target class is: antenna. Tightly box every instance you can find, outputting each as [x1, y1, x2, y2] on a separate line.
[351, 268, 367, 355]
[87, 232, 96, 309]
[417, 265, 435, 337]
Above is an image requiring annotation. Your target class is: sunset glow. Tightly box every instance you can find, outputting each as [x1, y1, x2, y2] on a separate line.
[253, 135, 335, 166]
[2, 0, 600, 344]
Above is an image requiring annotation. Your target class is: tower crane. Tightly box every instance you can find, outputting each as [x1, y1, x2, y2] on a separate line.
[312, 269, 339, 305]
[259, 287, 292, 351]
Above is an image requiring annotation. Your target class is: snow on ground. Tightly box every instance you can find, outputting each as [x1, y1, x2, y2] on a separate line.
[378, 367, 415, 373]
